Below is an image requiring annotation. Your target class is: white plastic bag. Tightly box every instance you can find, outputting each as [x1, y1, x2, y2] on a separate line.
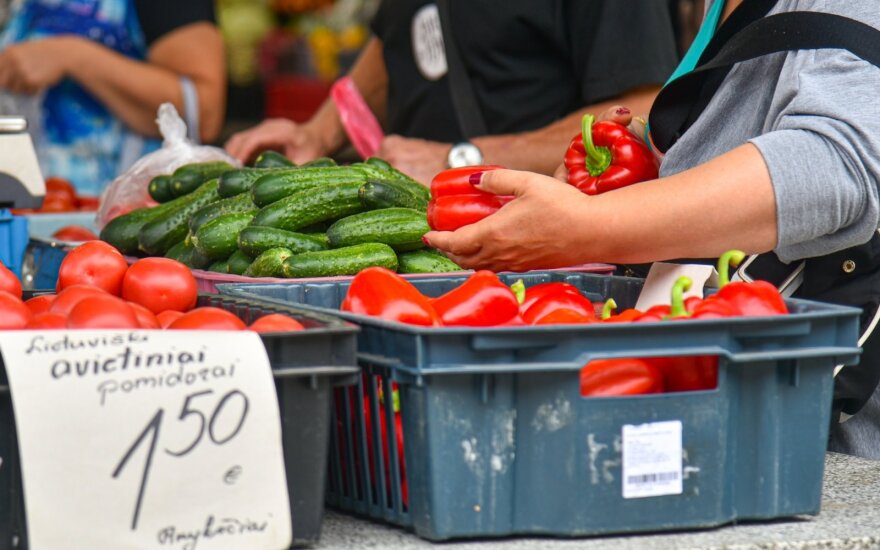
[96, 103, 239, 228]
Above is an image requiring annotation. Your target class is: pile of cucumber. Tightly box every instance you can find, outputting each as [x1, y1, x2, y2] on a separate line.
[100, 152, 463, 278]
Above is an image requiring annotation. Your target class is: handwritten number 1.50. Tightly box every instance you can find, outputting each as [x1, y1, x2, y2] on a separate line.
[112, 389, 250, 530]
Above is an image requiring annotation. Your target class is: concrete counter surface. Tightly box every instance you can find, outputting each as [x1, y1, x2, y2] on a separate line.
[316, 453, 880, 549]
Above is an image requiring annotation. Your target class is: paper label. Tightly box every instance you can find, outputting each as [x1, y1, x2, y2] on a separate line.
[622, 420, 683, 499]
[0, 330, 292, 550]
[635, 262, 716, 311]
[411, 4, 448, 81]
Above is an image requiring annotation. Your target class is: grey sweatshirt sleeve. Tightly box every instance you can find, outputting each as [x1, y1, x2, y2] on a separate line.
[750, 47, 880, 263]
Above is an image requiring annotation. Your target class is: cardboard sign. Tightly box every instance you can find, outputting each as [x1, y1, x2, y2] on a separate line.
[635, 262, 717, 311]
[0, 330, 292, 550]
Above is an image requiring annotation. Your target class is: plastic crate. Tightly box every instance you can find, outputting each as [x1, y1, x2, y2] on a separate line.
[0, 210, 29, 278]
[0, 294, 360, 549]
[218, 272, 862, 540]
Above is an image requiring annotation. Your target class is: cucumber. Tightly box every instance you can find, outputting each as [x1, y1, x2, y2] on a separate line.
[188, 192, 258, 234]
[327, 208, 429, 251]
[397, 248, 464, 274]
[238, 226, 328, 258]
[138, 179, 220, 256]
[281, 243, 398, 278]
[244, 247, 294, 278]
[359, 180, 429, 211]
[164, 240, 189, 262]
[251, 181, 365, 232]
[208, 260, 229, 273]
[251, 166, 365, 207]
[364, 156, 393, 171]
[218, 168, 281, 198]
[170, 161, 232, 197]
[148, 174, 175, 203]
[192, 212, 256, 260]
[352, 163, 430, 203]
[253, 150, 295, 168]
[100, 198, 183, 255]
[227, 249, 253, 275]
[302, 157, 337, 168]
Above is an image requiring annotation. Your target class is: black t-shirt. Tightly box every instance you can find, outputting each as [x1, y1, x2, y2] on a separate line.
[133, 0, 215, 47]
[371, 0, 679, 143]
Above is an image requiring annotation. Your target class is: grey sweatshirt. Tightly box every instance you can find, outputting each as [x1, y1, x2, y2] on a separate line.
[659, 0, 880, 264]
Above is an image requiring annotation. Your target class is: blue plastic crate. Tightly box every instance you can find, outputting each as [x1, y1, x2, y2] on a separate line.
[0, 210, 28, 278]
[219, 272, 862, 540]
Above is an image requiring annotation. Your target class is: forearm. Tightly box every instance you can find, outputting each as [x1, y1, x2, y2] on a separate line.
[473, 85, 660, 175]
[583, 143, 778, 263]
[306, 37, 389, 156]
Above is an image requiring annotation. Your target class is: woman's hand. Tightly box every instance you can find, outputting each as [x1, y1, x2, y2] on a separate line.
[424, 169, 594, 272]
[0, 37, 71, 94]
[225, 118, 325, 165]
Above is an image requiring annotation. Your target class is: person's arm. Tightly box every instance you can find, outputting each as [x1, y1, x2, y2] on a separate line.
[225, 37, 388, 163]
[424, 143, 778, 272]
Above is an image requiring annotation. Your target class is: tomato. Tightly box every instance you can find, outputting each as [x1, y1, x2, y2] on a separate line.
[122, 258, 198, 313]
[26, 312, 66, 329]
[249, 313, 305, 333]
[52, 225, 98, 242]
[75, 196, 101, 211]
[168, 307, 246, 331]
[156, 310, 185, 328]
[67, 295, 139, 329]
[49, 285, 109, 316]
[57, 241, 128, 295]
[127, 301, 160, 329]
[0, 261, 22, 298]
[45, 177, 77, 203]
[0, 291, 32, 329]
[24, 294, 55, 315]
[39, 195, 76, 213]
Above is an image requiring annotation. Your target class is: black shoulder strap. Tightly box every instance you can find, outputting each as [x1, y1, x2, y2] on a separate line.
[650, 11, 880, 153]
[435, 0, 488, 139]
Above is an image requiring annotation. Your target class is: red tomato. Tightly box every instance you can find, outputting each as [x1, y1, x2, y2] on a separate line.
[122, 258, 198, 313]
[52, 225, 98, 242]
[26, 312, 67, 329]
[168, 307, 246, 331]
[57, 241, 128, 295]
[249, 313, 305, 333]
[0, 261, 22, 298]
[127, 301, 160, 329]
[24, 294, 55, 315]
[0, 291, 32, 329]
[39, 195, 76, 213]
[45, 177, 77, 203]
[75, 196, 100, 211]
[67, 295, 139, 329]
[49, 285, 109, 316]
[156, 310, 184, 328]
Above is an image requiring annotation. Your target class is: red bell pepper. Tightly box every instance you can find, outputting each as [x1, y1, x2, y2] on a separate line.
[652, 355, 718, 392]
[714, 250, 789, 316]
[564, 114, 659, 195]
[580, 358, 665, 397]
[521, 289, 596, 325]
[534, 308, 597, 325]
[426, 194, 512, 232]
[361, 379, 408, 507]
[430, 165, 503, 197]
[432, 270, 520, 326]
[600, 298, 642, 323]
[518, 282, 583, 311]
[343, 267, 441, 326]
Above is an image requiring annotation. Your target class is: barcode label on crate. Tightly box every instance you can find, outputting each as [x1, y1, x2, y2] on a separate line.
[622, 420, 683, 499]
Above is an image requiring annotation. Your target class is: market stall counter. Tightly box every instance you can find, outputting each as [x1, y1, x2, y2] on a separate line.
[317, 452, 880, 549]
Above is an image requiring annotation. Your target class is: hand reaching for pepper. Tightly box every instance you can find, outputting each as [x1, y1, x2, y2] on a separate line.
[424, 169, 595, 272]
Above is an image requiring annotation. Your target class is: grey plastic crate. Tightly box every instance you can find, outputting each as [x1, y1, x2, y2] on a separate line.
[218, 272, 862, 540]
[0, 294, 360, 549]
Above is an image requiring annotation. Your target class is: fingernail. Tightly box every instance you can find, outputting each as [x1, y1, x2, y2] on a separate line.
[469, 171, 484, 186]
[615, 107, 631, 115]
[421, 235, 431, 246]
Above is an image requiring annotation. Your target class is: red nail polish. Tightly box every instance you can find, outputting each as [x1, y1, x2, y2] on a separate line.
[469, 171, 483, 186]
[421, 236, 430, 245]
[615, 107, 631, 115]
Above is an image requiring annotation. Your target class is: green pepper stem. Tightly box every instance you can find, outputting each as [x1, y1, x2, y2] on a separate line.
[667, 276, 693, 319]
[717, 250, 747, 287]
[601, 298, 618, 320]
[581, 113, 612, 177]
[510, 279, 526, 305]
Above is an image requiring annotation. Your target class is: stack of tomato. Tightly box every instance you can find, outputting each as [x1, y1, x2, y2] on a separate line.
[341, 250, 789, 397]
[11, 177, 100, 214]
[0, 241, 304, 332]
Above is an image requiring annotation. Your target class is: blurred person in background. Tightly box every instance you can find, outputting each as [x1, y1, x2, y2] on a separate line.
[226, 0, 679, 184]
[0, 0, 226, 196]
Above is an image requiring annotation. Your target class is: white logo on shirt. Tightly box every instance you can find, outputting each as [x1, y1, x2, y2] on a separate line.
[411, 4, 448, 81]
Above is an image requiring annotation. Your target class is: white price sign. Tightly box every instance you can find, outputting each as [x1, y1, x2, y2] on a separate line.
[0, 330, 292, 550]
